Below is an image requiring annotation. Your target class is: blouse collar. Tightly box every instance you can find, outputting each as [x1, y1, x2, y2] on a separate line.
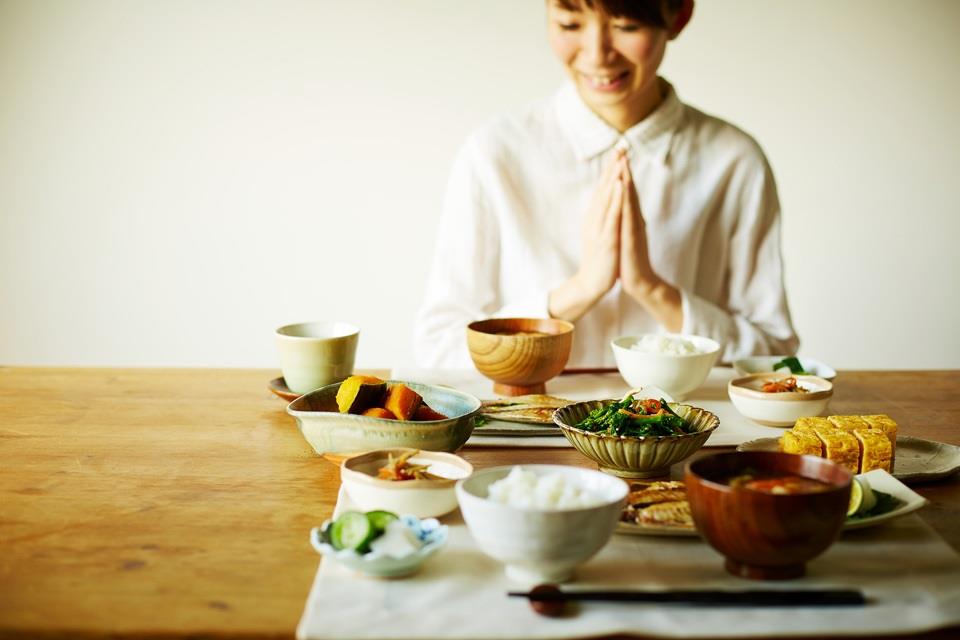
[556, 77, 684, 164]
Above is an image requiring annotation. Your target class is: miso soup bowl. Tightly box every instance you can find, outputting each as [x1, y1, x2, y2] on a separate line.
[685, 451, 852, 580]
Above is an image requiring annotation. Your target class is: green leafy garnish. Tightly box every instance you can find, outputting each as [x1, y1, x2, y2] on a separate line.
[772, 356, 809, 375]
[574, 395, 693, 438]
[846, 490, 902, 521]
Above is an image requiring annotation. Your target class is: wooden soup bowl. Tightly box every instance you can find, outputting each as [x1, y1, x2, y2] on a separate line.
[466, 318, 574, 397]
[685, 452, 852, 580]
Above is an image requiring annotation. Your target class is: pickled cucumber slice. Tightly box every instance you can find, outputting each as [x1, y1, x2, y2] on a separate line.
[329, 511, 375, 552]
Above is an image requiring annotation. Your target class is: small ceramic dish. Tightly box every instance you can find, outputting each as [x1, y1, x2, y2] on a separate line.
[553, 401, 719, 478]
[341, 449, 473, 518]
[268, 377, 300, 401]
[733, 356, 837, 381]
[310, 514, 447, 578]
[610, 334, 721, 400]
[728, 373, 833, 427]
[287, 380, 481, 454]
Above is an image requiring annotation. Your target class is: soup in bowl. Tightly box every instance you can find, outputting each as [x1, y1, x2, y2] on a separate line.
[685, 451, 852, 580]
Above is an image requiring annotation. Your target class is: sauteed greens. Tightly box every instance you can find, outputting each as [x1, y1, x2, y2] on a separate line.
[574, 395, 693, 437]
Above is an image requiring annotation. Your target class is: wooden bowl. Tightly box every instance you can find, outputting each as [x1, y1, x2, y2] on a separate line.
[685, 451, 852, 580]
[466, 318, 574, 397]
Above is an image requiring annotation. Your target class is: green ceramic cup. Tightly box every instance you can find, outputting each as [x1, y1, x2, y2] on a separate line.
[275, 321, 359, 394]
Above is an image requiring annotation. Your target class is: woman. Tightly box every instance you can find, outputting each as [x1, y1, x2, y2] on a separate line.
[414, 0, 798, 369]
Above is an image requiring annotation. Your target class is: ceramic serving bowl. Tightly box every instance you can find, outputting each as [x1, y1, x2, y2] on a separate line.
[553, 401, 719, 478]
[728, 373, 833, 427]
[733, 356, 837, 381]
[287, 381, 480, 454]
[310, 514, 447, 578]
[610, 334, 721, 400]
[685, 451, 852, 580]
[466, 318, 574, 397]
[341, 449, 474, 518]
[456, 465, 627, 585]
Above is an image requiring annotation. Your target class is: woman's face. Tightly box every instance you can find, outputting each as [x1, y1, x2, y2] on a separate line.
[546, 1, 670, 129]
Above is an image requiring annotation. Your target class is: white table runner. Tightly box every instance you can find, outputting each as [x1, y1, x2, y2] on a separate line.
[391, 367, 784, 448]
[297, 490, 960, 639]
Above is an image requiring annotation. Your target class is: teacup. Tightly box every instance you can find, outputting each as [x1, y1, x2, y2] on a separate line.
[275, 321, 359, 394]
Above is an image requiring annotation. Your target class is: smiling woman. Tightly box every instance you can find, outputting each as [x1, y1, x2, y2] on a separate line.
[413, 0, 800, 370]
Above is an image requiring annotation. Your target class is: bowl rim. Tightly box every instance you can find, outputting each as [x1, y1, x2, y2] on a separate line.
[286, 379, 482, 422]
[341, 448, 474, 489]
[610, 332, 721, 358]
[728, 373, 833, 402]
[685, 451, 853, 494]
[466, 316, 574, 337]
[455, 463, 629, 513]
[732, 355, 837, 379]
[553, 400, 720, 443]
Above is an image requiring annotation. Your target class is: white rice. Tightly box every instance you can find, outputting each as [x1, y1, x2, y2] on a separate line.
[487, 467, 604, 509]
[630, 334, 700, 356]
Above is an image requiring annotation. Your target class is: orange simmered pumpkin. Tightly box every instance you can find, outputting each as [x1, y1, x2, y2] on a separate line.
[384, 383, 423, 421]
[336, 375, 387, 414]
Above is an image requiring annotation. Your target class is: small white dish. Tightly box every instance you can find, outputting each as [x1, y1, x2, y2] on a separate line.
[310, 514, 447, 578]
[341, 449, 473, 518]
[844, 469, 928, 530]
[733, 356, 837, 381]
[728, 373, 833, 427]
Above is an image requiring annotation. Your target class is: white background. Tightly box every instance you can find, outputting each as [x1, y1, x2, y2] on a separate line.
[2, 0, 958, 370]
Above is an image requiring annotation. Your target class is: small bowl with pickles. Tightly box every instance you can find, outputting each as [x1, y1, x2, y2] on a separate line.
[310, 510, 448, 578]
[553, 393, 719, 479]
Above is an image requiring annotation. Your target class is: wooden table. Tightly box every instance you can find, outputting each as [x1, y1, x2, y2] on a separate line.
[1, 367, 958, 639]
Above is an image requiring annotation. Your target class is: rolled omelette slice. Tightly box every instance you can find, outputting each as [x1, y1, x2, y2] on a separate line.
[852, 428, 892, 473]
[811, 426, 860, 473]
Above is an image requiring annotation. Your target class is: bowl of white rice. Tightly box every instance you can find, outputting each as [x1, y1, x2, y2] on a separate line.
[455, 465, 627, 585]
[611, 333, 721, 400]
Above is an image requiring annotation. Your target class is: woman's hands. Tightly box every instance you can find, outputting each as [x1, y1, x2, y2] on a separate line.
[548, 150, 624, 321]
[618, 154, 683, 331]
[549, 149, 682, 330]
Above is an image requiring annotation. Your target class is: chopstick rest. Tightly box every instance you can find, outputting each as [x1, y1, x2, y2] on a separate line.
[509, 584, 867, 617]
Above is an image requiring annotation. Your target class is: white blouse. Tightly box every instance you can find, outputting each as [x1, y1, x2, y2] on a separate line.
[414, 79, 799, 369]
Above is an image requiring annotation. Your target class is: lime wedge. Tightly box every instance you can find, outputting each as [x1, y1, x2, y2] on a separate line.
[330, 511, 376, 552]
[847, 476, 878, 516]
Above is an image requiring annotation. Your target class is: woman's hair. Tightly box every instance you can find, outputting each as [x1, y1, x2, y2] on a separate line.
[555, 0, 683, 29]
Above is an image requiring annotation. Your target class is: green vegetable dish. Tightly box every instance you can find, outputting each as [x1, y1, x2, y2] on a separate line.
[772, 356, 809, 375]
[574, 395, 694, 438]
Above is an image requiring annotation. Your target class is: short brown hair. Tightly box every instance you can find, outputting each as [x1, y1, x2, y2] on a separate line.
[554, 0, 683, 29]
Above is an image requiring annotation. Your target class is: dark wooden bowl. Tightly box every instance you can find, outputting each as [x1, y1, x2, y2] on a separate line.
[685, 452, 852, 580]
[466, 318, 574, 396]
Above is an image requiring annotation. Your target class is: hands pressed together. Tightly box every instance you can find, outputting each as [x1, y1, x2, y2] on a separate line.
[549, 148, 683, 331]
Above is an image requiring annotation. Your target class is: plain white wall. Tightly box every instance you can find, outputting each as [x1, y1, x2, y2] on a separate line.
[1, 0, 958, 370]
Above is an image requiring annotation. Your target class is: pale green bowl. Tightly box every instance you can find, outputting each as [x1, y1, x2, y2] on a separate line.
[553, 401, 719, 479]
[287, 380, 480, 454]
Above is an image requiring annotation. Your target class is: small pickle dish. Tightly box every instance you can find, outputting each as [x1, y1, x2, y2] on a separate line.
[554, 394, 719, 478]
[287, 377, 481, 454]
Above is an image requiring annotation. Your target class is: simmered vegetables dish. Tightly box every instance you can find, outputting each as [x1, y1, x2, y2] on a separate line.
[574, 394, 693, 437]
[335, 375, 449, 421]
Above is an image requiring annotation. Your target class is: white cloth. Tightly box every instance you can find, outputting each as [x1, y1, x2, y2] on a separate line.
[414, 79, 799, 369]
[297, 493, 960, 640]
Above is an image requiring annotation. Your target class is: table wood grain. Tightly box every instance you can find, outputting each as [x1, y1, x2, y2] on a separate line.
[1, 367, 958, 640]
